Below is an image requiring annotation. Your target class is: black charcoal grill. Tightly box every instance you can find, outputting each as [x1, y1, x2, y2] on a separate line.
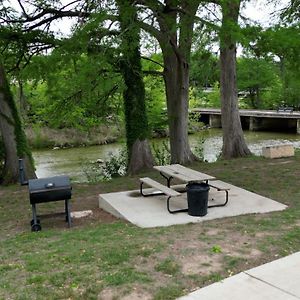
[19, 159, 72, 232]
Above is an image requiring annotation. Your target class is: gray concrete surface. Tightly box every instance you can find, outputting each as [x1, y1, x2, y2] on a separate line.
[178, 252, 300, 300]
[98, 180, 287, 228]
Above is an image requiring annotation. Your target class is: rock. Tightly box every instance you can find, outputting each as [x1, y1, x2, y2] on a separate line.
[71, 210, 93, 219]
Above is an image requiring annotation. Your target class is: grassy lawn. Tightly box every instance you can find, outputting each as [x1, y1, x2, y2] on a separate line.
[1, 151, 300, 299]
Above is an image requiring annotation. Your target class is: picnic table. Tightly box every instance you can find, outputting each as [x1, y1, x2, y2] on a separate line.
[153, 164, 216, 187]
[140, 164, 229, 214]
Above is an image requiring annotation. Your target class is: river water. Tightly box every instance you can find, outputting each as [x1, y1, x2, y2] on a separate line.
[33, 129, 300, 182]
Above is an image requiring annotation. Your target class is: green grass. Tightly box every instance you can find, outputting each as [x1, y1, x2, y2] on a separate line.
[153, 284, 185, 300]
[155, 258, 181, 275]
[1, 152, 300, 299]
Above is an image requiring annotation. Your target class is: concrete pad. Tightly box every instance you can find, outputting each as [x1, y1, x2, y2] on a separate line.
[178, 272, 298, 300]
[99, 180, 287, 228]
[246, 252, 300, 298]
[178, 252, 300, 300]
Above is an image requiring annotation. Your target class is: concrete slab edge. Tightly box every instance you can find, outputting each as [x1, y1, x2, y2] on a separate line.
[98, 194, 125, 220]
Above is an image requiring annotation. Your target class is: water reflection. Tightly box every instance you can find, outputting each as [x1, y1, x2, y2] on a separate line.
[33, 129, 300, 182]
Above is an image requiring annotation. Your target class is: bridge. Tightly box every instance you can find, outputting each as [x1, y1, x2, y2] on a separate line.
[192, 108, 300, 134]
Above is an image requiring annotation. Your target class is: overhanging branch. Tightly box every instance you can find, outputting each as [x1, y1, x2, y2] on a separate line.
[141, 56, 164, 68]
[143, 70, 164, 76]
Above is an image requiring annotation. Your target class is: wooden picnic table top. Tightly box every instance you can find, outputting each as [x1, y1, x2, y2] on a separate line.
[153, 164, 216, 183]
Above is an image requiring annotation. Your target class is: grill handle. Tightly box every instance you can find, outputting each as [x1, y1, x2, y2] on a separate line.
[18, 158, 28, 186]
[45, 183, 55, 188]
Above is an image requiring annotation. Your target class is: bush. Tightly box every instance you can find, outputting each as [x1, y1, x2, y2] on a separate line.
[206, 82, 221, 108]
[82, 162, 104, 183]
[82, 148, 128, 183]
[193, 136, 205, 161]
[101, 149, 127, 179]
[152, 141, 171, 166]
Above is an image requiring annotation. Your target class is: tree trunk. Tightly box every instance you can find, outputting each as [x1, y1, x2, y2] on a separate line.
[220, 0, 251, 159]
[158, 0, 198, 164]
[117, 0, 154, 174]
[0, 64, 36, 184]
[128, 139, 154, 174]
[163, 53, 195, 164]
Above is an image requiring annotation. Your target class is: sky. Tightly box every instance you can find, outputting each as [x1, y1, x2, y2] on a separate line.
[242, 0, 289, 26]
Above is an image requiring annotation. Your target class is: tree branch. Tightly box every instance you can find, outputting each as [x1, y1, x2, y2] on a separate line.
[136, 19, 164, 44]
[143, 70, 164, 76]
[141, 56, 164, 68]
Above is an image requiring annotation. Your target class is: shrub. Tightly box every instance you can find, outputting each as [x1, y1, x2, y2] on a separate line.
[101, 149, 127, 179]
[193, 136, 205, 161]
[152, 141, 171, 165]
[82, 148, 128, 183]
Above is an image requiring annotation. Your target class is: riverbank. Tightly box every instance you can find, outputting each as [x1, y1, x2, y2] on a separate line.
[25, 125, 122, 149]
[0, 152, 299, 299]
[31, 129, 300, 181]
[25, 122, 204, 150]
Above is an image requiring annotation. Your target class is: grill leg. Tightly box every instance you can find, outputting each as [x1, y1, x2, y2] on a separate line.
[65, 199, 72, 227]
[32, 203, 38, 224]
[31, 204, 41, 231]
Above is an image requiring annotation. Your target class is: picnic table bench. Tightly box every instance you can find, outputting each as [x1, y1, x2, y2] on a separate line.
[140, 177, 186, 213]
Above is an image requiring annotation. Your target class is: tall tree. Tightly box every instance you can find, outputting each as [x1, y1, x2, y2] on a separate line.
[133, 0, 251, 161]
[3, 0, 155, 174]
[116, 0, 154, 174]
[219, 0, 251, 158]
[253, 26, 300, 108]
[136, 0, 199, 164]
[237, 56, 279, 109]
[0, 62, 36, 184]
[0, 4, 60, 184]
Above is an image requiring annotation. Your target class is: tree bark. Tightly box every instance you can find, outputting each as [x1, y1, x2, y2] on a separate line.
[157, 0, 198, 164]
[0, 64, 36, 184]
[128, 139, 154, 174]
[219, 0, 251, 159]
[163, 52, 195, 164]
[117, 0, 154, 174]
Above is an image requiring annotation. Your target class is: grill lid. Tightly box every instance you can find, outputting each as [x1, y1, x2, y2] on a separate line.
[29, 176, 71, 193]
[28, 176, 72, 204]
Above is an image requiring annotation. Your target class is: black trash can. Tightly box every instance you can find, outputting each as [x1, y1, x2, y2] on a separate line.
[186, 182, 210, 216]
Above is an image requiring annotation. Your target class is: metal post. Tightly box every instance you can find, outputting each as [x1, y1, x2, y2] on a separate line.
[18, 158, 28, 186]
[65, 199, 72, 227]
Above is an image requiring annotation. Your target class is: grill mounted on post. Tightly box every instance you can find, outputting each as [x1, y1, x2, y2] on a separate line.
[19, 159, 72, 232]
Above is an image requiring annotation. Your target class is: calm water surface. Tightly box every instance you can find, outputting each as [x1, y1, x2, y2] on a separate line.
[33, 129, 300, 182]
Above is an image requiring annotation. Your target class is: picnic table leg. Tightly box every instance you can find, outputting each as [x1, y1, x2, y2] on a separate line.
[160, 172, 173, 187]
[167, 196, 188, 214]
[208, 189, 229, 208]
[140, 182, 165, 197]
